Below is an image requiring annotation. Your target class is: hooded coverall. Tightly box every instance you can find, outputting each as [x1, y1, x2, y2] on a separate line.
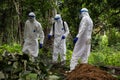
[49, 14, 69, 63]
[70, 8, 93, 71]
[22, 12, 44, 57]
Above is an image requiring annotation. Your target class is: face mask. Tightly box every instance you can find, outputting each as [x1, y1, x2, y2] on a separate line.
[28, 16, 35, 22]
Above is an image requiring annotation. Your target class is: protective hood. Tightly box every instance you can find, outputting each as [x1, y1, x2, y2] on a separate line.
[54, 14, 62, 21]
[28, 12, 36, 22]
[28, 12, 35, 17]
[80, 8, 89, 17]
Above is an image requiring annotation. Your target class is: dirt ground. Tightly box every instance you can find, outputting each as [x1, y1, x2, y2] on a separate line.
[66, 63, 118, 80]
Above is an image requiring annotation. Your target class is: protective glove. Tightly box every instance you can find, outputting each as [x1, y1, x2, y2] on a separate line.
[48, 34, 51, 39]
[39, 43, 43, 49]
[73, 37, 78, 44]
[61, 35, 65, 39]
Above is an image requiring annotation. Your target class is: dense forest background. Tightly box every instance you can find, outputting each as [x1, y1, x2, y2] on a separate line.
[0, 0, 120, 47]
[0, 0, 120, 79]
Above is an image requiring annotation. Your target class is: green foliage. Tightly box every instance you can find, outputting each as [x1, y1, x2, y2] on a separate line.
[61, 0, 81, 37]
[107, 28, 120, 46]
[66, 50, 72, 66]
[90, 32, 120, 66]
[0, 41, 119, 79]
[92, 28, 120, 51]
[89, 47, 120, 66]
[98, 34, 108, 49]
[0, 53, 49, 80]
[0, 43, 22, 54]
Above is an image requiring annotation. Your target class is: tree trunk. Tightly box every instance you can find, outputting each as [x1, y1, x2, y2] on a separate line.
[13, 0, 23, 44]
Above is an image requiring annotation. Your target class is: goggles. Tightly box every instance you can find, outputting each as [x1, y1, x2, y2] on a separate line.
[80, 10, 88, 13]
[28, 15, 35, 18]
[54, 17, 60, 20]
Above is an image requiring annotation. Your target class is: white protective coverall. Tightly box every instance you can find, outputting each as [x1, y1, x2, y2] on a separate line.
[70, 8, 93, 71]
[22, 12, 44, 57]
[49, 14, 69, 63]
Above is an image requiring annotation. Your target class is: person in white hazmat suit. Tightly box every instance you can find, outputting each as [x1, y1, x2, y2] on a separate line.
[70, 8, 93, 71]
[48, 14, 69, 64]
[22, 12, 44, 58]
